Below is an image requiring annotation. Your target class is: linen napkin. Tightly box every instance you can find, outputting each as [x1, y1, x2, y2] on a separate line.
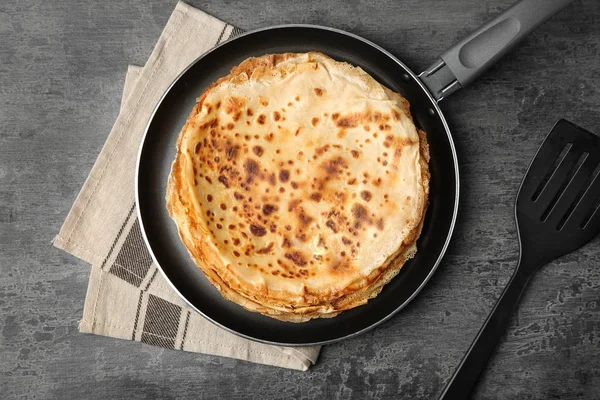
[53, 1, 320, 371]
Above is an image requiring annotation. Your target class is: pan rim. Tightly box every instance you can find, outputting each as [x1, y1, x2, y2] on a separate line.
[135, 23, 460, 346]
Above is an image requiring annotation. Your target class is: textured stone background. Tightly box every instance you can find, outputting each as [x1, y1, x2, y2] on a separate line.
[1, 0, 599, 398]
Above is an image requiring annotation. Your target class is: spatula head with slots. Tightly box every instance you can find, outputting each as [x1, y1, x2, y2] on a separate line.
[517, 119, 600, 271]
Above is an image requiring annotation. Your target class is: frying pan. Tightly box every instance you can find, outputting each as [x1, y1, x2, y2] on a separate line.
[136, 0, 574, 345]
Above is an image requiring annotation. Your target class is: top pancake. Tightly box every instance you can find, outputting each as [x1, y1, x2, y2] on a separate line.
[166, 52, 429, 321]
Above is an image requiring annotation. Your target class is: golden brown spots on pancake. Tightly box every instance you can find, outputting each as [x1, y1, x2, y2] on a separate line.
[219, 203, 227, 211]
[321, 156, 348, 176]
[316, 236, 326, 248]
[310, 192, 322, 202]
[285, 251, 307, 266]
[313, 87, 324, 96]
[249, 224, 267, 237]
[325, 219, 338, 233]
[267, 173, 276, 186]
[204, 103, 212, 113]
[194, 142, 202, 154]
[246, 108, 253, 117]
[257, 114, 266, 125]
[282, 237, 291, 248]
[279, 169, 290, 182]
[351, 203, 368, 226]
[233, 250, 240, 257]
[295, 127, 302, 136]
[337, 130, 347, 139]
[350, 150, 360, 159]
[252, 146, 264, 157]
[257, 242, 274, 255]
[233, 192, 244, 200]
[314, 145, 330, 159]
[297, 209, 314, 228]
[259, 96, 269, 106]
[228, 224, 236, 230]
[273, 111, 281, 121]
[296, 232, 308, 242]
[331, 112, 340, 121]
[291, 181, 299, 189]
[329, 260, 351, 273]
[336, 113, 360, 128]
[262, 204, 278, 216]
[265, 132, 274, 142]
[225, 144, 240, 161]
[204, 176, 212, 184]
[218, 175, 229, 188]
[287, 102, 293, 107]
[199, 119, 216, 132]
[206, 194, 213, 202]
[243, 159, 259, 182]
[288, 198, 301, 211]
[311, 117, 320, 127]
[341, 237, 352, 245]
[392, 109, 400, 121]
[215, 101, 221, 109]
[226, 123, 234, 130]
[295, 96, 300, 102]
[372, 177, 382, 187]
[216, 223, 223, 229]
[360, 191, 372, 202]
[224, 96, 246, 115]
[369, 111, 382, 122]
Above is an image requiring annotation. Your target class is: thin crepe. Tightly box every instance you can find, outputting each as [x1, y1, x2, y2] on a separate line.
[167, 52, 429, 321]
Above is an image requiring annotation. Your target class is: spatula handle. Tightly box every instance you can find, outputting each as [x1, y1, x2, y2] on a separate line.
[438, 266, 532, 400]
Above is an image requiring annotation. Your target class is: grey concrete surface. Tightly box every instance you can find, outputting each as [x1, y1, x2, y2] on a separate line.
[1, 0, 599, 399]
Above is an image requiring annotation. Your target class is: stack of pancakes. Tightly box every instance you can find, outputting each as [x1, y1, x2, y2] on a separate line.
[166, 52, 429, 322]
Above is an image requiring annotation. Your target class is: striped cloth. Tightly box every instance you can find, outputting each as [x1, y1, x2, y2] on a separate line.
[53, 1, 320, 371]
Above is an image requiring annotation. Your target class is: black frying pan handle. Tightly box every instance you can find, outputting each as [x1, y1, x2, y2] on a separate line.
[419, 0, 574, 102]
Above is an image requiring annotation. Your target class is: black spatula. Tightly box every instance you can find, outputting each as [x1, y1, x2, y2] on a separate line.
[440, 119, 600, 399]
